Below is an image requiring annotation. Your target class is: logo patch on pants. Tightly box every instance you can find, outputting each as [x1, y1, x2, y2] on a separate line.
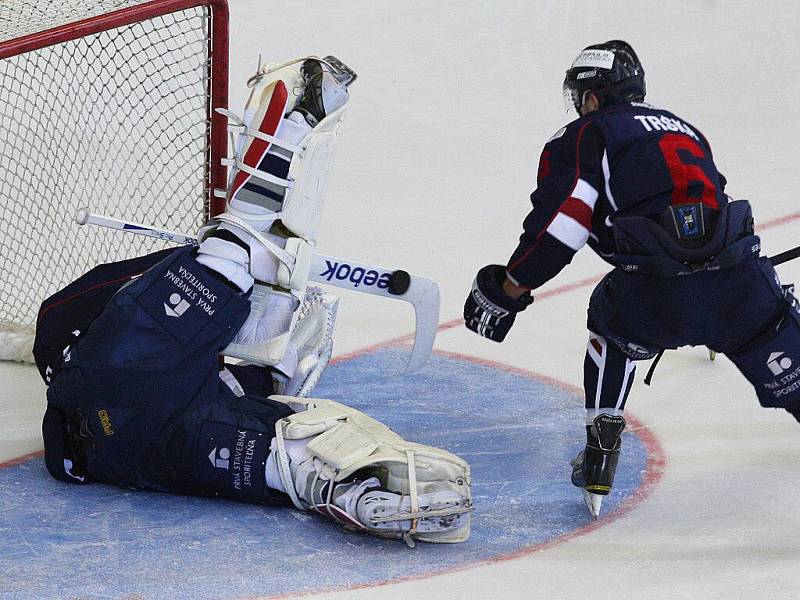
[767, 351, 793, 375]
[199, 422, 270, 501]
[208, 447, 231, 469]
[164, 293, 191, 318]
[136, 252, 233, 343]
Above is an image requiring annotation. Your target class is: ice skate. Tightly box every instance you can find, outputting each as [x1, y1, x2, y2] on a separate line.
[301, 475, 470, 545]
[571, 413, 626, 520]
[356, 486, 470, 544]
[294, 56, 355, 126]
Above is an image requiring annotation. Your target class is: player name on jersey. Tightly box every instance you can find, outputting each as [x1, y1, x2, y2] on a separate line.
[633, 114, 699, 140]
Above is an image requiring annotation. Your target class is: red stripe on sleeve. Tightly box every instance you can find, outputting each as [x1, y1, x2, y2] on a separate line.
[507, 120, 594, 274]
[560, 197, 593, 229]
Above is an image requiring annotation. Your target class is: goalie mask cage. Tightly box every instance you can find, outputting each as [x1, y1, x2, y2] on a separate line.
[0, 0, 229, 362]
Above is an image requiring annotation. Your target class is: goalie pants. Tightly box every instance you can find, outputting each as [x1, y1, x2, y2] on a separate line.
[39, 246, 295, 506]
[584, 254, 800, 415]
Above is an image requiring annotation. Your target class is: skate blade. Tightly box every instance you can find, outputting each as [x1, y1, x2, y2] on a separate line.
[581, 489, 603, 520]
[322, 55, 357, 85]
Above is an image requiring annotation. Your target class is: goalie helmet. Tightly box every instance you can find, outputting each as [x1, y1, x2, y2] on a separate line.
[563, 40, 646, 113]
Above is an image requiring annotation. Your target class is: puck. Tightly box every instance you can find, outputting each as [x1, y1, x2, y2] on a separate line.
[388, 270, 411, 295]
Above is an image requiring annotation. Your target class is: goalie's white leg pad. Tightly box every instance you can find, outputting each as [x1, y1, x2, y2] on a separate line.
[271, 396, 473, 544]
[207, 58, 352, 299]
[228, 77, 296, 207]
[230, 111, 310, 213]
[279, 104, 347, 242]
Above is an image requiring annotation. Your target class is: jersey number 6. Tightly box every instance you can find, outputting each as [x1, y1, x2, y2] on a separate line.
[658, 133, 718, 209]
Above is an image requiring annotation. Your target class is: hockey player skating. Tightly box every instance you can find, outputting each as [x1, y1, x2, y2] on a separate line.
[464, 40, 800, 518]
[37, 57, 471, 546]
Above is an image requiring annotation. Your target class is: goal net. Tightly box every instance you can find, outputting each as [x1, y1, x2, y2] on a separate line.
[0, 0, 229, 363]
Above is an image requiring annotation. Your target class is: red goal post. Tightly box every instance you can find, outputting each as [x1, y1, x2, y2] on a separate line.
[0, 0, 229, 362]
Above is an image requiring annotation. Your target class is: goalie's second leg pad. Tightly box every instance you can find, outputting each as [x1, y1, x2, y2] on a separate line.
[269, 396, 472, 544]
[229, 79, 298, 210]
[197, 77, 308, 291]
[202, 57, 355, 287]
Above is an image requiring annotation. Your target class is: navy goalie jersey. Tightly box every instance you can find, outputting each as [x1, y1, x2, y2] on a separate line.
[507, 101, 727, 289]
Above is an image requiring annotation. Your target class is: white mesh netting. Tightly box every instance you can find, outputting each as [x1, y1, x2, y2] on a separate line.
[0, 0, 159, 42]
[0, 1, 219, 362]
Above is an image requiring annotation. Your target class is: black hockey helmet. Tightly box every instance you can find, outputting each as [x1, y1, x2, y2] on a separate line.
[563, 40, 646, 113]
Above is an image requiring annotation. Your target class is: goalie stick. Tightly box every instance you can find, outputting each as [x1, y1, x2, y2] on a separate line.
[74, 209, 438, 373]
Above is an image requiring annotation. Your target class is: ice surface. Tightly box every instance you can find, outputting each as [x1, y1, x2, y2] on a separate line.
[0, 350, 654, 599]
[3, 1, 800, 599]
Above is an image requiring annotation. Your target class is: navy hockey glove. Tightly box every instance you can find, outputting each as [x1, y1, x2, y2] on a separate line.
[464, 265, 533, 342]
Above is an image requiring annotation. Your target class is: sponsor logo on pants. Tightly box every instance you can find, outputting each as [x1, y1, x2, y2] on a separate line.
[767, 351, 793, 376]
[208, 447, 230, 469]
[164, 293, 191, 318]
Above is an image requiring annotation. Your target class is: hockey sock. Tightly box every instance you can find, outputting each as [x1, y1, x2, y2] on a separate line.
[583, 331, 636, 424]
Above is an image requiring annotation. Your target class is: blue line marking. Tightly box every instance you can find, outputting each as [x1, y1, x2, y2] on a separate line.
[0, 349, 649, 599]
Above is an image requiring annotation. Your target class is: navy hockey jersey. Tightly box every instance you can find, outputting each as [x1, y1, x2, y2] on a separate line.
[506, 102, 727, 289]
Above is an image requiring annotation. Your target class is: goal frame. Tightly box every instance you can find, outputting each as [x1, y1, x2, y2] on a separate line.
[0, 0, 231, 362]
[0, 0, 230, 218]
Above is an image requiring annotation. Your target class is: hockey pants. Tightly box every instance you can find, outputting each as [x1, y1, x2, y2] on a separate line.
[584, 254, 800, 414]
[39, 246, 294, 505]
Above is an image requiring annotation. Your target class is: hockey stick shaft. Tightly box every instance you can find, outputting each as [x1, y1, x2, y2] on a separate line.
[75, 209, 439, 373]
[75, 208, 198, 245]
[769, 245, 800, 267]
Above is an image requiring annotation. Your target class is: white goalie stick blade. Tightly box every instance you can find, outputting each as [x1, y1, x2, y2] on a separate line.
[74, 210, 440, 373]
[309, 254, 439, 373]
[582, 489, 603, 520]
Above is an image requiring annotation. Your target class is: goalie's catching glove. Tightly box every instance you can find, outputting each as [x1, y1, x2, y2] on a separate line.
[464, 264, 533, 342]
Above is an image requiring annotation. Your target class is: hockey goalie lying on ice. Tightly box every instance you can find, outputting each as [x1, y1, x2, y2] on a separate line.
[34, 56, 471, 546]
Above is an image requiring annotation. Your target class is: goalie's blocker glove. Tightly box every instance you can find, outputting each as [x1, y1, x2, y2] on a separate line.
[464, 265, 533, 342]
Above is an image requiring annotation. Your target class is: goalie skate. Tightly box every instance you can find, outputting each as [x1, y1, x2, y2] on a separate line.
[357, 487, 469, 544]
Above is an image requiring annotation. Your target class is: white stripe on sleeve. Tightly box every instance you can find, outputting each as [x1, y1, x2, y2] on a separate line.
[546, 212, 591, 251]
[571, 178, 599, 209]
